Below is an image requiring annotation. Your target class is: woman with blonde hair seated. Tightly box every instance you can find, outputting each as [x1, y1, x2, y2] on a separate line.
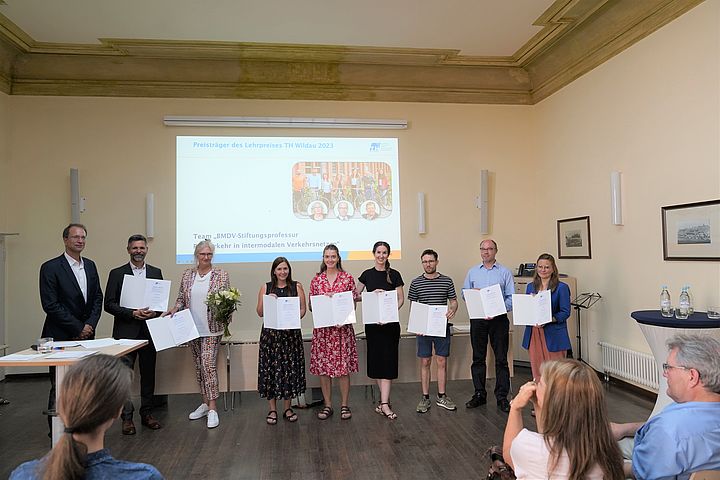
[11, 354, 163, 479]
[502, 359, 623, 480]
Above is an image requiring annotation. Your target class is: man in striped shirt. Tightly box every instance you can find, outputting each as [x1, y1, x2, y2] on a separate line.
[408, 249, 458, 413]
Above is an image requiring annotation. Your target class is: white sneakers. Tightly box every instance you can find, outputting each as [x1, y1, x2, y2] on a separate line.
[188, 403, 209, 420]
[206, 410, 219, 429]
[188, 403, 219, 428]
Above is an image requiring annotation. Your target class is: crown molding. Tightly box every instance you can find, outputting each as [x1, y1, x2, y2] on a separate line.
[528, 0, 704, 103]
[0, 0, 705, 104]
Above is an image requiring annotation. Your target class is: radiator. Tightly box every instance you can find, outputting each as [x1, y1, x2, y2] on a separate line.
[598, 342, 659, 391]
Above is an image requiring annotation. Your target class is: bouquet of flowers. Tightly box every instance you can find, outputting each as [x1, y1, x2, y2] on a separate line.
[206, 287, 242, 337]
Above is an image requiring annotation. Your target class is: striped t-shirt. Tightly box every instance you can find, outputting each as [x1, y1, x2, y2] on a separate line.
[407, 273, 457, 306]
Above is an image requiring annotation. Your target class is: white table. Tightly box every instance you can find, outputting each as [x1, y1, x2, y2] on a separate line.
[0, 340, 148, 445]
[632, 310, 720, 417]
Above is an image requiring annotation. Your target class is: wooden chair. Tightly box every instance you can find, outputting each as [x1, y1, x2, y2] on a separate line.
[690, 471, 720, 480]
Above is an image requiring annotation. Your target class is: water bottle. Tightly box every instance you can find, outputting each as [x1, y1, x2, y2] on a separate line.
[660, 286, 672, 317]
[676, 286, 690, 319]
[686, 284, 694, 315]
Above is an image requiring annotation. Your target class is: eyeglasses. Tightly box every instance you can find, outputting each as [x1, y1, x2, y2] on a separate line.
[68, 235, 86, 241]
[662, 363, 690, 373]
[197, 253, 213, 257]
[480, 248, 496, 252]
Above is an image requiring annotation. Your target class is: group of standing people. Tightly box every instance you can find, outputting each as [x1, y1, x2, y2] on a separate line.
[39, 225, 574, 431]
[32, 223, 720, 480]
[256, 241, 408, 422]
[39, 226, 231, 432]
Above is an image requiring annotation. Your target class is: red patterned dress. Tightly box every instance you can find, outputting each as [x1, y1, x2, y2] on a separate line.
[309, 270, 359, 377]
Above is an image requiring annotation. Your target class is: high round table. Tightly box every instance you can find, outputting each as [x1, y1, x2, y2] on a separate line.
[631, 310, 720, 417]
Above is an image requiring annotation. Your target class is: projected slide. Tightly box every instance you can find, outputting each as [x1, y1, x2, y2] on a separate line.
[176, 136, 401, 263]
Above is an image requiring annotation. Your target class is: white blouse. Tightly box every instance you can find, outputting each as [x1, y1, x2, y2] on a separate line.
[189, 272, 217, 337]
[510, 429, 604, 479]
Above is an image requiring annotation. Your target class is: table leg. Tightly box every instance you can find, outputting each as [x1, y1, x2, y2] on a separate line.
[51, 365, 68, 446]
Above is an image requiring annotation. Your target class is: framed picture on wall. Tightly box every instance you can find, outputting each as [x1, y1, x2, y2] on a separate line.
[557, 216, 591, 259]
[662, 199, 720, 261]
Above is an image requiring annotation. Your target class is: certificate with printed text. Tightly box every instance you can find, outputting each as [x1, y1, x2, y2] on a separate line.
[407, 302, 448, 337]
[147, 309, 200, 351]
[361, 291, 399, 324]
[463, 284, 508, 319]
[311, 291, 357, 328]
[120, 275, 172, 312]
[511, 290, 552, 326]
[263, 295, 301, 330]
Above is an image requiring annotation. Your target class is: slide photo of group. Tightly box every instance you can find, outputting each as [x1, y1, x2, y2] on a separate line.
[292, 162, 393, 221]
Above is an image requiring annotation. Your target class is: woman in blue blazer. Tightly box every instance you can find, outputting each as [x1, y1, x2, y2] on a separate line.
[521, 253, 571, 380]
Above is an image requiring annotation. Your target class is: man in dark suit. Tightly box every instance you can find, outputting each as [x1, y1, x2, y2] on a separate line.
[39, 223, 103, 432]
[104, 234, 163, 434]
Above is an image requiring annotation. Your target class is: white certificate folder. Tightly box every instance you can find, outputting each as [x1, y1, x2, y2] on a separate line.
[407, 302, 448, 337]
[119, 274, 172, 312]
[310, 291, 357, 328]
[462, 284, 508, 319]
[361, 291, 399, 324]
[146, 309, 200, 351]
[511, 290, 552, 326]
[263, 295, 301, 330]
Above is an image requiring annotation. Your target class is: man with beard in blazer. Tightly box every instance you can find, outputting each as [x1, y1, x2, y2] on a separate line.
[104, 234, 164, 435]
[39, 223, 104, 434]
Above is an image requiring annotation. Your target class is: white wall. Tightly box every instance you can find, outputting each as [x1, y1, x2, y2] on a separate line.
[3, 98, 536, 370]
[531, 0, 720, 368]
[2, 2, 718, 378]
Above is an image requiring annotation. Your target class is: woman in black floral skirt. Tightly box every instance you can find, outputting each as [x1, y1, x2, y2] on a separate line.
[256, 257, 307, 424]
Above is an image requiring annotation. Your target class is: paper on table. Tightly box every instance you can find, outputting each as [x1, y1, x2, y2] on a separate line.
[263, 295, 301, 330]
[45, 350, 98, 359]
[0, 353, 48, 361]
[463, 284, 507, 319]
[146, 309, 200, 351]
[361, 291, 399, 324]
[53, 341, 80, 348]
[119, 275, 171, 312]
[407, 301, 448, 337]
[115, 339, 147, 347]
[511, 290, 552, 326]
[77, 338, 119, 349]
[311, 291, 356, 328]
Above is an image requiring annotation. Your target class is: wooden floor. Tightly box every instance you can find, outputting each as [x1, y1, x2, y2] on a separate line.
[0, 366, 654, 479]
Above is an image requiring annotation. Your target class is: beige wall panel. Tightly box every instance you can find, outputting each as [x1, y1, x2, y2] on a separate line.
[4, 97, 536, 370]
[531, 1, 720, 370]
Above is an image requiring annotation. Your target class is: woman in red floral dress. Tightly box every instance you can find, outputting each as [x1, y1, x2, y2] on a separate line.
[309, 244, 359, 420]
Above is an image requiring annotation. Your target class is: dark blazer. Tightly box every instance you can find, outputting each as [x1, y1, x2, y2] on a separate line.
[39, 254, 103, 340]
[105, 263, 163, 340]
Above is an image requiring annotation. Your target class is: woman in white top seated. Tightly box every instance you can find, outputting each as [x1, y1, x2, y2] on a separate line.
[502, 359, 623, 480]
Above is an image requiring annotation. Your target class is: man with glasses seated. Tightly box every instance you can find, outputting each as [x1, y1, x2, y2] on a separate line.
[614, 334, 720, 480]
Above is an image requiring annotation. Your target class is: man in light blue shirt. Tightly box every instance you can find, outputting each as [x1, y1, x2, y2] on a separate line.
[462, 239, 514, 413]
[622, 334, 720, 480]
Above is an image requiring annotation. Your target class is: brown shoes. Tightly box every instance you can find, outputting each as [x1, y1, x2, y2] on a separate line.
[141, 414, 162, 430]
[122, 419, 136, 435]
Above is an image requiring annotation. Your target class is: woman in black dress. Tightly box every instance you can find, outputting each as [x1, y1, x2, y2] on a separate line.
[358, 241, 404, 419]
[256, 257, 307, 424]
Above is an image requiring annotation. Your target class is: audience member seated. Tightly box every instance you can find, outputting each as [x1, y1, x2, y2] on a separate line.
[10, 354, 163, 480]
[502, 359, 624, 479]
[613, 334, 720, 480]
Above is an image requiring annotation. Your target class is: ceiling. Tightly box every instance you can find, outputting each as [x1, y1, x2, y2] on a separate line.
[0, 0, 704, 104]
[0, 0, 554, 57]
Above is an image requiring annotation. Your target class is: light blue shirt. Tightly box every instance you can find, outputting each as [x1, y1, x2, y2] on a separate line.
[11, 448, 164, 480]
[462, 261, 514, 313]
[632, 401, 720, 480]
